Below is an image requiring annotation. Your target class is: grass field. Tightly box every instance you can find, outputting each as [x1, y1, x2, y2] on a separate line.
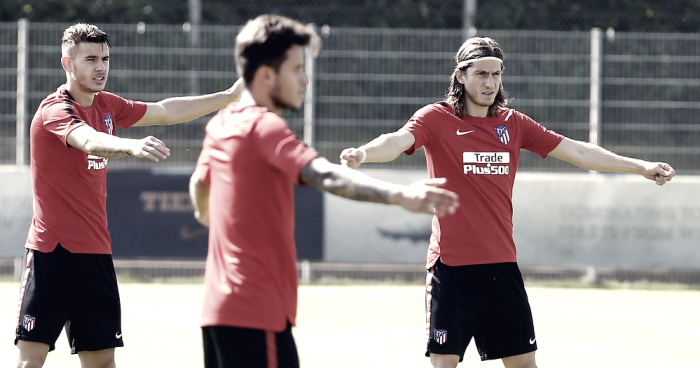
[1, 281, 699, 367]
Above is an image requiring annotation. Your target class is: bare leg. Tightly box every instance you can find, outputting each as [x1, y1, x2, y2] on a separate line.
[430, 353, 460, 368]
[78, 348, 116, 368]
[16, 340, 50, 368]
[502, 351, 537, 368]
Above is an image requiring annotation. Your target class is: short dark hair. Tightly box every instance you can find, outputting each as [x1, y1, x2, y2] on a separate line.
[235, 15, 321, 85]
[62, 23, 111, 57]
[446, 37, 509, 118]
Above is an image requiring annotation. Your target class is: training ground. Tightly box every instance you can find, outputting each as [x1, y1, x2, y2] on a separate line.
[1, 282, 700, 367]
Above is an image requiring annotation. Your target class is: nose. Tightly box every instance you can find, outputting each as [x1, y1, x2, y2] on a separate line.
[301, 72, 309, 86]
[96, 60, 106, 72]
[485, 74, 495, 88]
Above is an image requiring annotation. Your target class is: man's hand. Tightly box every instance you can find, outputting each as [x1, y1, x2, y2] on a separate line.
[128, 136, 170, 162]
[393, 178, 459, 217]
[340, 147, 365, 169]
[225, 77, 246, 103]
[641, 162, 675, 186]
[193, 209, 210, 227]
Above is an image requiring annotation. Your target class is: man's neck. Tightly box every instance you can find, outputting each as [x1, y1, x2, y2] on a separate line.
[65, 81, 96, 108]
[248, 87, 281, 115]
[464, 99, 489, 118]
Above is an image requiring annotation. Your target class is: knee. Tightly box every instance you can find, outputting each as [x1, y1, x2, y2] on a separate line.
[87, 360, 116, 368]
[430, 353, 459, 368]
[522, 358, 537, 368]
[92, 359, 116, 368]
[16, 358, 45, 368]
[502, 351, 537, 368]
[504, 361, 537, 368]
[16, 343, 49, 368]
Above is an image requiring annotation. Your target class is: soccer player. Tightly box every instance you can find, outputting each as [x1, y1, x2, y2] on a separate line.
[340, 37, 675, 368]
[14, 23, 245, 368]
[188, 14, 460, 368]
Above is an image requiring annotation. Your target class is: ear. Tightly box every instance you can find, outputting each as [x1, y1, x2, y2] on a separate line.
[61, 56, 72, 72]
[253, 65, 276, 88]
[454, 69, 465, 84]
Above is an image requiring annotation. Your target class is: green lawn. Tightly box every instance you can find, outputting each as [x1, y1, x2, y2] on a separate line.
[2, 282, 699, 367]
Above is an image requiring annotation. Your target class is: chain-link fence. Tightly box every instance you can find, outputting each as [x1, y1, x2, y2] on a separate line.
[5, 1, 697, 32]
[1, 21, 699, 172]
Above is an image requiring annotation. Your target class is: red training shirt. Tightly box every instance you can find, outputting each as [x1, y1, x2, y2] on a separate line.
[403, 102, 564, 268]
[26, 85, 147, 254]
[197, 102, 319, 332]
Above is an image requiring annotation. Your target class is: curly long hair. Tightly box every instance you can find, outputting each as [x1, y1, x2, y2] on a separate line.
[445, 37, 509, 118]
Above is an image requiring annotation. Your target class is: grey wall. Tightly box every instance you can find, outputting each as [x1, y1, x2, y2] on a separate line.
[2, 169, 698, 269]
[513, 173, 699, 268]
[324, 170, 700, 269]
[0, 170, 324, 260]
[0, 168, 32, 258]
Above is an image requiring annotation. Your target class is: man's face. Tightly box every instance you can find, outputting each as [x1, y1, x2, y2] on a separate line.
[64, 42, 110, 94]
[270, 44, 308, 111]
[458, 59, 502, 112]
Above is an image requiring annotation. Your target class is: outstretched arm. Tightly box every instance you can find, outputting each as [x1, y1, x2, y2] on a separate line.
[189, 167, 210, 227]
[340, 130, 416, 169]
[300, 157, 458, 216]
[133, 78, 245, 127]
[66, 125, 170, 161]
[548, 137, 675, 186]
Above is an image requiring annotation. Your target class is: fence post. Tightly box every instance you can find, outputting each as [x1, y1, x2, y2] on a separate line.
[187, 0, 202, 95]
[303, 24, 317, 147]
[14, 257, 23, 282]
[16, 18, 28, 166]
[462, 0, 478, 40]
[300, 260, 311, 284]
[589, 28, 603, 147]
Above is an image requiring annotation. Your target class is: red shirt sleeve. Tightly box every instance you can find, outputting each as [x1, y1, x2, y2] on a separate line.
[517, 110, 565, 158]
[253, 114, 318, 184]
[401, 104, 443, 155]
[40, 100, 87, 147]
[100, 91, 148, 129]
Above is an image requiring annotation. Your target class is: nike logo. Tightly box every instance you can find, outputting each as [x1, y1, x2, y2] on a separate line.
[530, 337, 536, 344]
[456, 129, 475, 136]
[179, 225, 208, 241]
[116, 332, 122, 339]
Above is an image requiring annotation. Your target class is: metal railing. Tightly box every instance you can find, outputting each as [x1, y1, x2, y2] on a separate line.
[3, 258, 700, 286]
[2, 22, 699, 172]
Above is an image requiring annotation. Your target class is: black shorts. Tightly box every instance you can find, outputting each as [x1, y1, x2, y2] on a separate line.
[425, 259, 537, 361]
[15, 244, 123, 353]
[202, 323, 299, 368]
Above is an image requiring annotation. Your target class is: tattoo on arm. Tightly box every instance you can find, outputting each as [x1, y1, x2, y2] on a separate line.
[88, 148, 129, 158]
[300, 158, 392, 204]
[93, 148, 128, 155]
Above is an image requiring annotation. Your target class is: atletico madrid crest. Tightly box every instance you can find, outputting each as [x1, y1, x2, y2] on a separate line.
[103, 114, 113, 135]
[495, 125, 510, 145]
[23, 315, 36, 332]
[435, 329, 447, 345]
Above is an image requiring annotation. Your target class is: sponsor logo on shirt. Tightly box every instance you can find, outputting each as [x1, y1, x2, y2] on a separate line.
[463, 152, 510, 175]
[87, 154, 108, 170]
[495, 125, 510, 145]
[103, 114, 113, 135]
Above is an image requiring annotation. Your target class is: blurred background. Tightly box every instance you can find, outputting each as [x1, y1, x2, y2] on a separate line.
[2, 0, 700, 171]
[1, 1, 700, 284]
